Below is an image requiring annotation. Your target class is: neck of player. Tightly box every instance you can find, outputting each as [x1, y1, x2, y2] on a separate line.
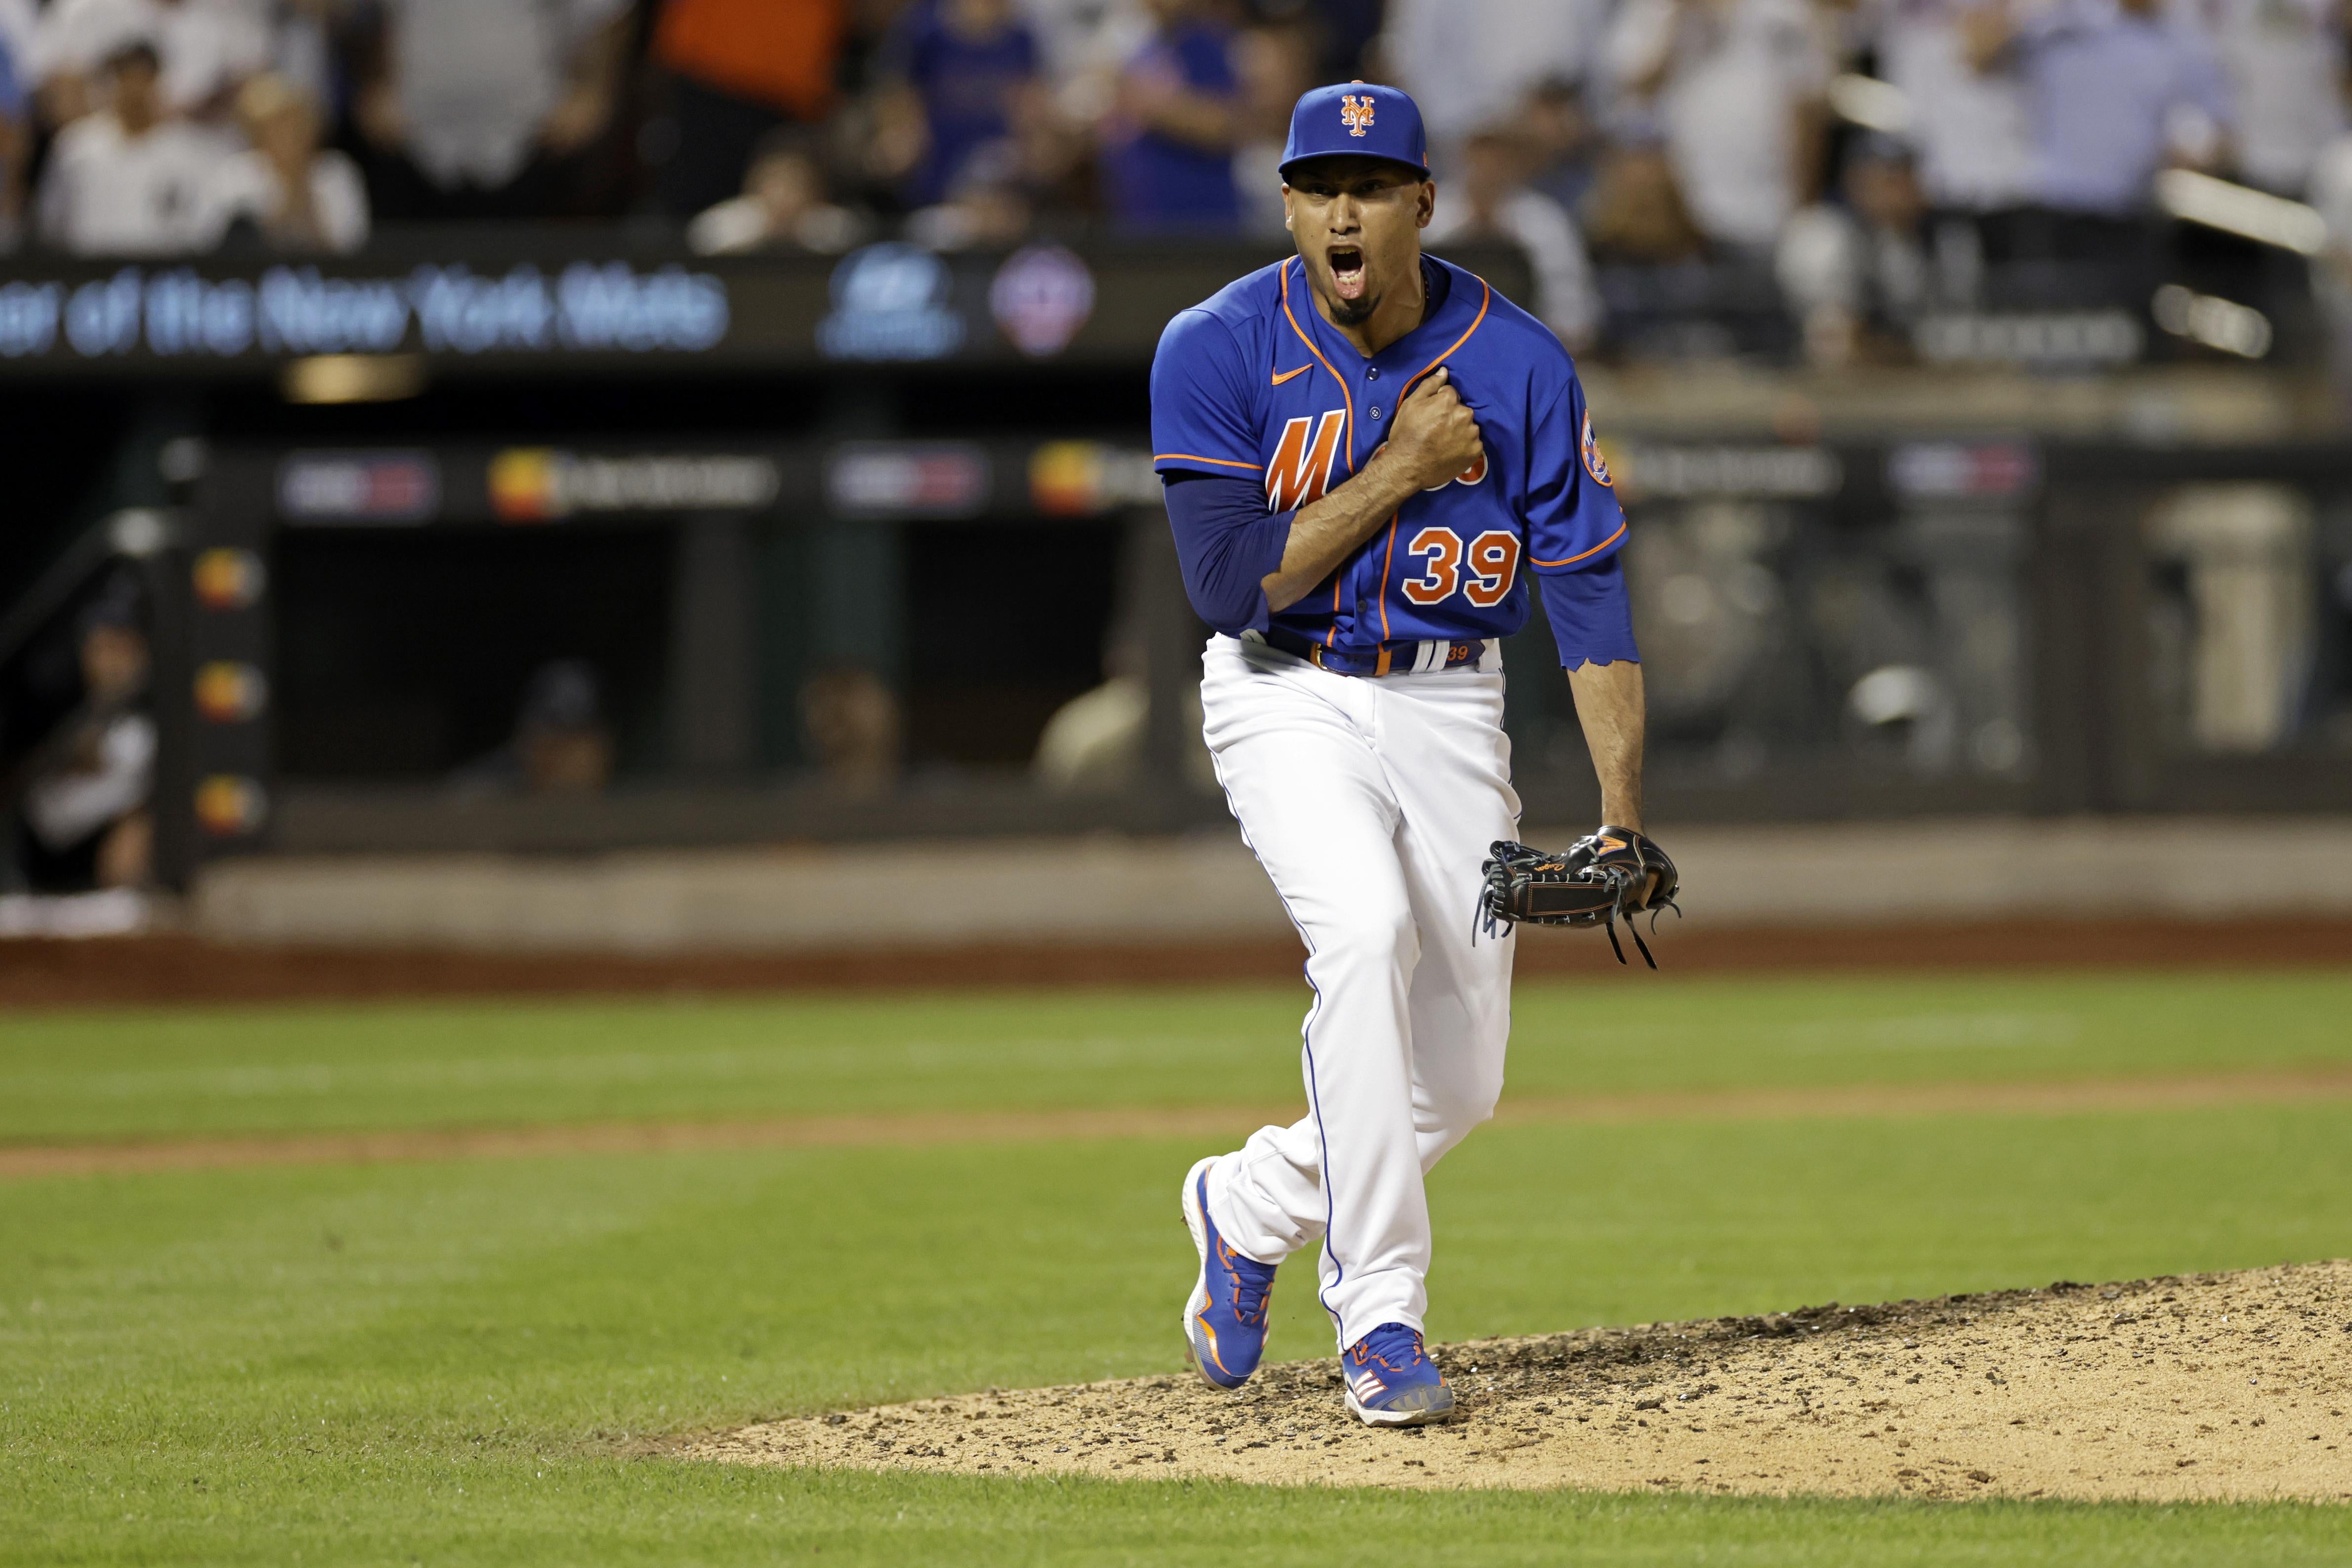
[1313, 250, 1428, 359]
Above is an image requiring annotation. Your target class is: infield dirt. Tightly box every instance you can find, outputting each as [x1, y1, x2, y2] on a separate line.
[692, 1262, 2352, 1502]
[4, 917, 2349, 1007]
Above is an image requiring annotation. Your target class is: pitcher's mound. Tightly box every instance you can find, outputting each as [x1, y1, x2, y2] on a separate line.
[690, 1261, 2352, 1500]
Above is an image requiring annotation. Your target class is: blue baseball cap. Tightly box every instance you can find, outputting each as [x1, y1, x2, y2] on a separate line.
[1278, 82, 1429, 183]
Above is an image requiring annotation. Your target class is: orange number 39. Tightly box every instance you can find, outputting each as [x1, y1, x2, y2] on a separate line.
[1402, 527, 1521, 607]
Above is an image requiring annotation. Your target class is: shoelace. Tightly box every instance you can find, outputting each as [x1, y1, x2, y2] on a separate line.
[1351, 1322, 1430, 1374]
[1218, 1241, 1275, 1326]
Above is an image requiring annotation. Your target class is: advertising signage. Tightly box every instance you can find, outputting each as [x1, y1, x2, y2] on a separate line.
[0, 237, 1530, 378]
[0, 260, 729, 364]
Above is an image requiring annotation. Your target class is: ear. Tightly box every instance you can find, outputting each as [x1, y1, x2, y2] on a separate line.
[1416, 180, 1435, 230]
[1281, 183, 1296, 232]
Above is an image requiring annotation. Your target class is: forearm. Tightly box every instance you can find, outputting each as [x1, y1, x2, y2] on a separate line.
[1567, 659, 1646, 831]
[1260, 449, 1424, 611]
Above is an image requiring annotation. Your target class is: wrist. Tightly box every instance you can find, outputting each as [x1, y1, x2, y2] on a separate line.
[1362, 444, 1424, 505]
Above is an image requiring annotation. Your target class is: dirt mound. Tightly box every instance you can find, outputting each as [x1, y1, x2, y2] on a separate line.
[689, 1262, 2352, 1501]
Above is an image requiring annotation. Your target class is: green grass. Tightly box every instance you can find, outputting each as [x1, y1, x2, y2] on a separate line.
[4, 973, 2350, 1564]
[3, 972, 2349, 1142]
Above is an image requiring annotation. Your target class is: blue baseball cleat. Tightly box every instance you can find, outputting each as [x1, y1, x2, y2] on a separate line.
[1179, 1156, 1277, 1389]
[1343, 1322, 1456, 1426]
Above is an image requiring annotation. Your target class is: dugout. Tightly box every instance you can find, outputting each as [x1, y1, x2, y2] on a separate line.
[135, 427, 2352, 880]
[2, 234, 2350, 892]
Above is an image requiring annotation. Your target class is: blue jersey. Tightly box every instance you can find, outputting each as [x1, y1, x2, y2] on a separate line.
[1150, 254, 1626, 661]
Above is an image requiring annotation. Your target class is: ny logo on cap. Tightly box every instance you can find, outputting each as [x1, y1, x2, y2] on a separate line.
[1341, 94, 1375, 137]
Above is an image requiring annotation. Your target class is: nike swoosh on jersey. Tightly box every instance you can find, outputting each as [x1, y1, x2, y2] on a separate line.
[1271, 365, 1311, 385]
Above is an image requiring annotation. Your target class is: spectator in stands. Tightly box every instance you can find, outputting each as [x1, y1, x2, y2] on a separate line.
[32, 0, 269, 126]
[1605, 0, 1835, 256]
[1097, 0, 1242, 233]
[648, 0, 846, 220]
[1231, 19, 1314, 239]
[1383, 0, 1612, 169]
[1990, 0, 2234, 216]
[1580, 132, 1709, 265]
[1522, 76, 1604, 217]
[1304, 0, 1385, 83]
[1972, 0, 2234, 301]
[869, 0, 1046, 210]
[0, 10, 25, 249]
[37, 40, 219, 255]
[209, 72, 367, 252]
[0, 0, 31, 89]
[1777, 133, 1943, 364]
[1424, 122, 1602, 349]
[267, 0, 338, 117]
[686, 127, 864, 254]
[903, 137, 1036, 248]
[2205, 0, 2345, 195]
[1018, 0, 1146, 119]
[10, 574, 154, 895]
[1876, 0, 2035, 215]
[356, 0, 632, 221]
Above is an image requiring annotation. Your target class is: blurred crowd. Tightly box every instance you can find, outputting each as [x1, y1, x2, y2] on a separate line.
[0, 0, 2347, 356]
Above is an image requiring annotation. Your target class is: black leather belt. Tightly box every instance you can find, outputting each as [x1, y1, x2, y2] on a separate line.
[1260, 629, 1486, 677]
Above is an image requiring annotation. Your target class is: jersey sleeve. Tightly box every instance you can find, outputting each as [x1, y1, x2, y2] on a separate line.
[1151, 309, 1261, 479]
[1161, 470, 1292, 636]
[1523, 370, 1628, 575]
[1538, 552, 1640, 667]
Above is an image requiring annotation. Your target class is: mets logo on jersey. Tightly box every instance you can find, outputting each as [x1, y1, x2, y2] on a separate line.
[1341, 95, 1375, 137]
[1581, 408, 1613, 487]
[1423, 447, 1488, 490]
[1265, 411, 1346, 510]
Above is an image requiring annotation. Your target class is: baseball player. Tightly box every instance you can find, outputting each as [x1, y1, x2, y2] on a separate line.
[1151, 82, 1661, 1426]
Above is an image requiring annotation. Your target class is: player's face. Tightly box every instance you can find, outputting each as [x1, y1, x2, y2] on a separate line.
[1283, 158, 1435, 328]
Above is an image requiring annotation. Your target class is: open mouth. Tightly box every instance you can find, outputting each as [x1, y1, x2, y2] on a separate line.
[1328, 247, 1366, 301]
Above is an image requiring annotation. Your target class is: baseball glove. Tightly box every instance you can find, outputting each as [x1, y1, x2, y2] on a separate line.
[1477, 827, 1681, 968]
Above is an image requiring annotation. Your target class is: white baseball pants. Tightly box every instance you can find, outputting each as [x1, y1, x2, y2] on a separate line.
[1197, 632, 1519, 1352]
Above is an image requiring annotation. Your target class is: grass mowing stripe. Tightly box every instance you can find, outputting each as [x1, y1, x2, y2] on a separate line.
[11, 1063, 2352, 1178]
[6, 1101, 2351, 1564]
[12, 1465, 2351, 1568]
[4, 973, 2350, 1143]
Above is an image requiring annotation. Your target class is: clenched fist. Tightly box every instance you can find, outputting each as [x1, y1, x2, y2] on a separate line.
[1382, 368, 1483, 492]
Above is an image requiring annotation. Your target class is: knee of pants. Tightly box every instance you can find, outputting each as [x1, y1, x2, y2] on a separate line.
[1419, 1004, 1509, 1133]
[1423, 1066, 1504, 1138]
[1308, 905, 1417, 981]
